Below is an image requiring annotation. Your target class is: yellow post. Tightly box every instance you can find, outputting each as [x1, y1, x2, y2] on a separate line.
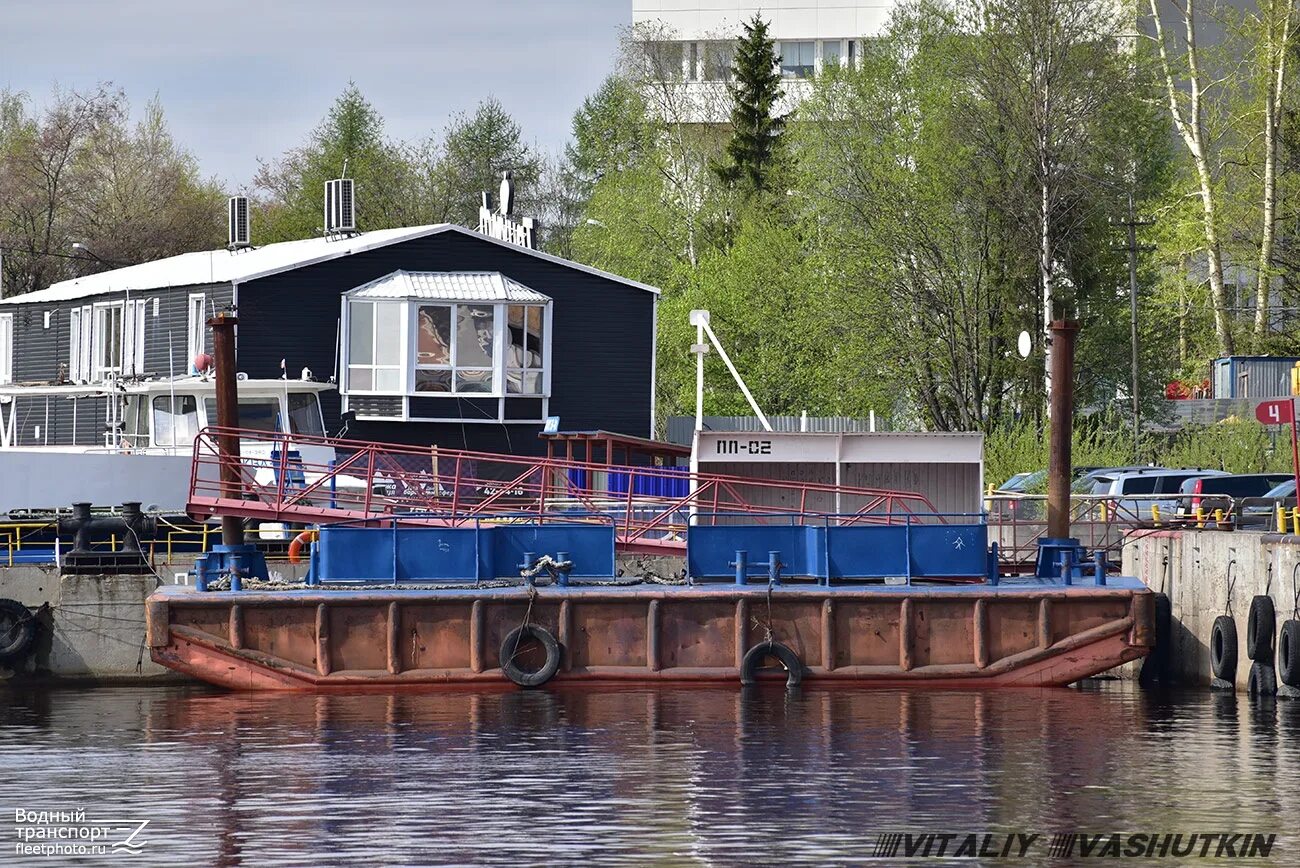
[1279, 504, 1288, 534]
[1292, 507, 1300, 536]
[1151, 504, 1161, 526]
[1194, 506, 1205, 528]
[1099, 502, 1108, 523]
[1213, 508, 1224, 525]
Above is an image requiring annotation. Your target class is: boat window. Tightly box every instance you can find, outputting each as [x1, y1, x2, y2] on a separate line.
[123, 396, 148, 445]
[203, 397, 282, 434]
[287, 393, 325, 436]
[152, 395, 198, 447]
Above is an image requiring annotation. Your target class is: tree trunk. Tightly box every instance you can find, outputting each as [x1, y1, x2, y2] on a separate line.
[1254, 1, 1291, 339]
[1148, 0, 1235, 356]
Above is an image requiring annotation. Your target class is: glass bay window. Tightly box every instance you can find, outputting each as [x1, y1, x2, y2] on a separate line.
[342, 282, 550, 410]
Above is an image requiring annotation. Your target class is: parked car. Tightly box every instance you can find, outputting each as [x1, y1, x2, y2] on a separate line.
[1072, 466, 1165, 495]
[1175, 473, 1294, 519]
[1241, 479, 1299, 526]
[1090, 468, 1229, 520]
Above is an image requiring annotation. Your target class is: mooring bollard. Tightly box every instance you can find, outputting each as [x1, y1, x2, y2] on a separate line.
[1094, 550, 1106, 585]
[1214, 508, 1225, 526]
[230, 571, 242, 592]
[1293, 508, 1300, 536]
[556, 551, 570, 587]
[1194, 506, 1205, 528]
[1060, 549, 1073, 586]
[520, 551, 536, 586]
[1278, 504, 1288, 534]
[1151, 504, 1161, 526]
[768, 551, 782, 586]
[730, 550, 748, 585]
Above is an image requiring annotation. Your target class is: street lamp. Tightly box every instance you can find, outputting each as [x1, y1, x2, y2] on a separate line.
[70, 241, 128, 266]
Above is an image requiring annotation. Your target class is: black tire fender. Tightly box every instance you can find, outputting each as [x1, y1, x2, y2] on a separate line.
[1279, 620, 1300, 687]
[499, 624, 561, 688]
[0, 598, 36, 664]
[1248, 661, 1277, 697]
[740, 641, 803, 688]
[1246, 595, 1276, 662]
[1211, 614, 1238, 682]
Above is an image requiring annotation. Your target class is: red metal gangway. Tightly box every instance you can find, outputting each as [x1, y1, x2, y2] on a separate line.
[188, 427, 944, 554]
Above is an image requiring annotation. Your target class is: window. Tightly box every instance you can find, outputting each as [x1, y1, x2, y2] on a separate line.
[688, 42, 699, 80]
[120, 299, 146, 376]
[780, 41, 815, 78]
[506, 305, 545, 394]
[204, 397, 281, 434]
[339, 277, 553, 422]
[821, 40, 841, 69]
[187, 294, 206, 371]
[643, 41, 684, 79]
[704, 42, 734, 81]
[287, 393, 325, 436]
[69, 306, 91, 382]
[92, 303, 124, 379]
[347, 301, 404, 392]
[0, 313, 12, 385]
[152, 395, 198, 447]
[413, 303, 502, 394]
[847, 39, 856, 67]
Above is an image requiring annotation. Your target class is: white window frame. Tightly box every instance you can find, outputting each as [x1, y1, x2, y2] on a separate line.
[187, 293, 206, 372]
[0, 312, 13, 385]
[340, 296, 553, 423]
[91, 301, 125, 381]
[779, 40, 815, 79]
[120, 299, 146, 377]
[344, 300, 407, 395]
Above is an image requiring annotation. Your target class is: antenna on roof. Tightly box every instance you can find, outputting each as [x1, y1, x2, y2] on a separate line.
[227, 196, 251, 251]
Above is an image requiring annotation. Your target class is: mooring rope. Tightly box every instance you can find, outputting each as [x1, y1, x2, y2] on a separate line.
[506, 583, 539, 668]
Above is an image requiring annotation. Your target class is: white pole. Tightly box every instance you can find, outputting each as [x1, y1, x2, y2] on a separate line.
[698, 318, 772, 432]
[695, 321, 705, 431]
[801, 409, 808, 432]
[869, 409, 876, 432]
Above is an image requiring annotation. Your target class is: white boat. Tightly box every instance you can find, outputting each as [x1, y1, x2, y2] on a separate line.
[0, 376, 352, 515]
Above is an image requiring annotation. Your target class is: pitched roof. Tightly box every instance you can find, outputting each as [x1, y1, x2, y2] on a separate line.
[347, 271, 551, 303]
[0, 224, 659, 306]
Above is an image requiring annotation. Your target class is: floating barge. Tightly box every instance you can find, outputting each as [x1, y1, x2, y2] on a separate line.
[146, 517, 1154, 690]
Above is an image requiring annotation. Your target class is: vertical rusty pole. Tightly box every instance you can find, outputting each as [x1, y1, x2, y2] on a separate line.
[1046, 321, 1079, 540]
[209, 311, 244, 548]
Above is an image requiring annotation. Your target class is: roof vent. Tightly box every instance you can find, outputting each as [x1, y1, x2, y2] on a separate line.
[324, 178, 356, 235]
[227, 196, 251, 250]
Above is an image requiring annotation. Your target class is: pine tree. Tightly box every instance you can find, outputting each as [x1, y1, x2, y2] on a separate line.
[712, 15, 786, 195]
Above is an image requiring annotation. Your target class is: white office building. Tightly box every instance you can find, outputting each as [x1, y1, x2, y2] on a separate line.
[631, 2, 896, 119]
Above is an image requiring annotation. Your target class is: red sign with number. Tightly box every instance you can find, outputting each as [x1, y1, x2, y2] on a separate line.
[1256, 399, 1295, 425]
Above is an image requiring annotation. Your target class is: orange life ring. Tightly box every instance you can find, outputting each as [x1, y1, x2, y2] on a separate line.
[288, 529, 318, 564]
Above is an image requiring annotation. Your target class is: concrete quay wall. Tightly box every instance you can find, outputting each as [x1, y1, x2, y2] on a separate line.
[1124, 530, 1300, 691]
[0, 554, 683, 683]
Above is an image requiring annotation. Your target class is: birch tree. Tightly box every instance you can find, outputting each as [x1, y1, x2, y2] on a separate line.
[1146, 0, 1235, 355]
[1251, 0, 1293, 338]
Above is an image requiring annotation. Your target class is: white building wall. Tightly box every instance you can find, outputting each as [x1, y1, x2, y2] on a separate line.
[631, 1, 896, 42]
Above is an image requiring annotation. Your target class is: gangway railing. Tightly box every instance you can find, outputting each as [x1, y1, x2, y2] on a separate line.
[187, 427, 945, 554]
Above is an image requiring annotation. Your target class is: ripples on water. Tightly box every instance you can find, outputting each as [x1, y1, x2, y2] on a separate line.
[1, 683, 1298, 865]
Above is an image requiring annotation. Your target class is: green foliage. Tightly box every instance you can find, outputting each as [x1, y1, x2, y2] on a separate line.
[985, 417, 1292, 485]
[711, 15, 787, 196]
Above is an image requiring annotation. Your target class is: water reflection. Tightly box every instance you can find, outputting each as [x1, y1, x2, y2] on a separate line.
[1, 684, 1297, 864]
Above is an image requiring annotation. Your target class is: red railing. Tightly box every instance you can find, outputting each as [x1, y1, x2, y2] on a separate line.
[188, 427, 944, 554]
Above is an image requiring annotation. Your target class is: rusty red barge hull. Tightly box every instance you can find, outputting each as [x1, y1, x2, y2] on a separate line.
[147, 583, 1154, 690]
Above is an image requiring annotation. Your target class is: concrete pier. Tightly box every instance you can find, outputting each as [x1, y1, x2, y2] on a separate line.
[0, 554, 682, 683]
[1124, 529, 1300, 691]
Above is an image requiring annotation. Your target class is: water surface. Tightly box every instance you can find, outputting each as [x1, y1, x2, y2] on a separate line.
[1, 683, 1297, 864]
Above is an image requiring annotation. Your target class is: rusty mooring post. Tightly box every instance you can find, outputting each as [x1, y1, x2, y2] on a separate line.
[1034, 320, 1082, 579]
[209, 311, 245, 549]
[1046, 320, 1079, 539]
